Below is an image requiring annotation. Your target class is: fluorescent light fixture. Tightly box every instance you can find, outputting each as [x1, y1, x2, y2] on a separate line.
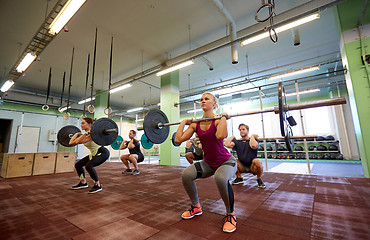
[78, 97, 95, 105]
[59, 106, 71, 112]
[157, 103, 161, 106]
[110, 84, 132, 94]
[268, 66, 319, 80]
[285, 89, 320, 97]
[211, 83, 255, 98]
[156, 60, 194, 76]
[127, 107, 143, 113]
[16, 53, 37, 72]
[136, 118, 144, 122]
[187, 109, 203, 114]
[48, 0, 86, 35]
[1, 80, 15, 92]
[241, 13, 320, 46]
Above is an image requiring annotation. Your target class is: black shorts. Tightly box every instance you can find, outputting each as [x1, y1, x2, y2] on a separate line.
[193, 153, 203, 161]
[129, 153, 144, 163]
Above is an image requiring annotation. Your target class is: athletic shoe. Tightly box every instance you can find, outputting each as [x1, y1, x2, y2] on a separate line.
[232, 177, 244, 185]
[222, 214, 237, 233]
[88, 184, 102, 194]
[257, 179, 266, 188]
[71, 182, 88, 190]
[132, 169, 140, 175]
[181, 205, 203, 219]
[122, 169, 133, 174]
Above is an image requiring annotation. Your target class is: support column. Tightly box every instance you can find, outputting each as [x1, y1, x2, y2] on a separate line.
[336, 0, 370, 177]
[160, 70, 180, 165]
[94, 90, 108, 119]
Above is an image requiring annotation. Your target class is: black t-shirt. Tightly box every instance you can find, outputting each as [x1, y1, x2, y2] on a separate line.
[126, 140, 143, 156]
[232, 139, 258, 168]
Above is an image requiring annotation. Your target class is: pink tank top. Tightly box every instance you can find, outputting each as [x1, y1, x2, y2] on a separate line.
[196, 120, 231, 167]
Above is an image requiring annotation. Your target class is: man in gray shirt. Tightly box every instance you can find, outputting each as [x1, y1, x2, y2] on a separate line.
[185, 133, 203, 164]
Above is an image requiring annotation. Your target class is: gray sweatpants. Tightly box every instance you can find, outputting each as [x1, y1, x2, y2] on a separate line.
[182, 156, 237, 213]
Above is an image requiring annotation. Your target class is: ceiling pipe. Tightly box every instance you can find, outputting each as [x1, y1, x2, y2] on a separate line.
[111, 0, 342, 89]
[200, 56, 214, 71]
[211, 0, 238, 64]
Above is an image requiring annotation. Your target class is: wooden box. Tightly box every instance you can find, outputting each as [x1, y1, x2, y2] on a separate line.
[32, 153, 56, 175]
[55, 152, 76, 173]
[1, 153, 34, 178]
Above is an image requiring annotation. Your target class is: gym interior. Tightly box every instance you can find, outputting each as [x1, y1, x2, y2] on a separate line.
[0, 0, 369, 239]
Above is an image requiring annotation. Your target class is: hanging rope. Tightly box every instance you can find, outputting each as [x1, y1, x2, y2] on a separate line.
[42, 67, 52, 111]
[81, 54, 90, 120]
[88, 28, 98, 114]
[64, 47, 74, 120]
[104, 36, 113, 116]
[58, 72, 66, 113]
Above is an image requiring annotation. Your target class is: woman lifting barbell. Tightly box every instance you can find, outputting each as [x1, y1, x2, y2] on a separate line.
[69, 117, 110, 193]
[175, 92, 237, 233]
[119, 130, 144, 175]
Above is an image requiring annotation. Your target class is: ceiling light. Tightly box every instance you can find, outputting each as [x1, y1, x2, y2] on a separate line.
[0, 80, 15, 92]
[211, 83, 255, 98]
[78, 97, 95, 105]
[16, 53, 37, 73]
[59, 106, 72, 112]
[48, 0, 87, 35]
[156, 60, 194, 76]
[268, 66, 319, 80]
[285, 89, 320, 97]
[127, 107, 143, 113]
[110, 84, 132, 94]
[187, 109, 203, 114]
[241, 13, 320, 46]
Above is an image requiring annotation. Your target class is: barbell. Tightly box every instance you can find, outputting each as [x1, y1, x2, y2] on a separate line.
[138, 82, 346, 152]
[110, 134, 154, 150]
[57, 118, 118, 147]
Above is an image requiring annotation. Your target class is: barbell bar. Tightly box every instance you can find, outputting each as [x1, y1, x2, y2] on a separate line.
[137, 82, 346, 152]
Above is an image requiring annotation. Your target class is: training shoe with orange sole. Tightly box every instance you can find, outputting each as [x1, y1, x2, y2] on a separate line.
[181, 205, 203, 219]
[222, 214, 237, 233]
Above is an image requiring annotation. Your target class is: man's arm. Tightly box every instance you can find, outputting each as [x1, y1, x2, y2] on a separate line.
[250, 134, 259, 149]
[224, 135, 236, 148]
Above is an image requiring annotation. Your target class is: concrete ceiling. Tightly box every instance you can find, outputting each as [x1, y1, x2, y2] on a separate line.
[0, 0, 347, 119]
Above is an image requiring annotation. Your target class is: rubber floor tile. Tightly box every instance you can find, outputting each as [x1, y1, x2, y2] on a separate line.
[147, 226, 207, 240]
[72, 218, 159, 240]
[128, 208, 181, 230]
[311, 214, 370, 240]
[315, 187, 368, 208]
[66, 206, 134, 231]
[228, 224, 298, 240]
[246, 209, 311, 239]
[260, 190, 314, 218]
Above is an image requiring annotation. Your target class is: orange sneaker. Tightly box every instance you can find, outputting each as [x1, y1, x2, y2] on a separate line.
[181, 205, 203, 219]
[222, 214, 237, 233]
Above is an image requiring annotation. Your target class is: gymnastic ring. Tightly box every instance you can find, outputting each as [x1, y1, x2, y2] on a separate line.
[254, 3, 274, 23]
[58, 107, 64, 113]
[104, 107, 112, 116]
[63, 112, 70, 120]
[269, 27, 278, 43]
[88, 104, 95, 113]
[80, 114, 86, 121]
[42, 105, 49, 111]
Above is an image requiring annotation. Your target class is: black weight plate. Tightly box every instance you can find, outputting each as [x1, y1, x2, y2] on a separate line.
[172, 132, 181, 147]
[90, 118, 118, 146]
[284, 125, 294, 152]
[278, 81, 287, 137]
[143, 109, 169, 144]
[57, 125, 81, 147]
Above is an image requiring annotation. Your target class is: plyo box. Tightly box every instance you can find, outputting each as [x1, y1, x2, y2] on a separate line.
[33, 152, 57, 175]
[55, 152, 76, 173]
[1, 153, 34, 178]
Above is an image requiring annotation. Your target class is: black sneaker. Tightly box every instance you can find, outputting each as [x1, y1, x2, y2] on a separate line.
[88, 184, 102, 193]
[72, 182, 88, 190]
[122, 169, 133, 174]
[132, 169, 140, 175]
[232, 177, 244, 185]
[257, 179, 266, 188]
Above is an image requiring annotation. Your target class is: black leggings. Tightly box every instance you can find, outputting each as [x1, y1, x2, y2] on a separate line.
[75, 147, 109, 182]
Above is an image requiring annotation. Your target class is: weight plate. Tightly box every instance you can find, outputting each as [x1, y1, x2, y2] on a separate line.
[143, 109, 169, 144]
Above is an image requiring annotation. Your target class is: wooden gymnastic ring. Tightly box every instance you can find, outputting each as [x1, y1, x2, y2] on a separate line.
[63, 112, 70, 120]
[88, 105, 95, 113]
[42, 105, 49, 111]
[104, 107, 112, 116]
